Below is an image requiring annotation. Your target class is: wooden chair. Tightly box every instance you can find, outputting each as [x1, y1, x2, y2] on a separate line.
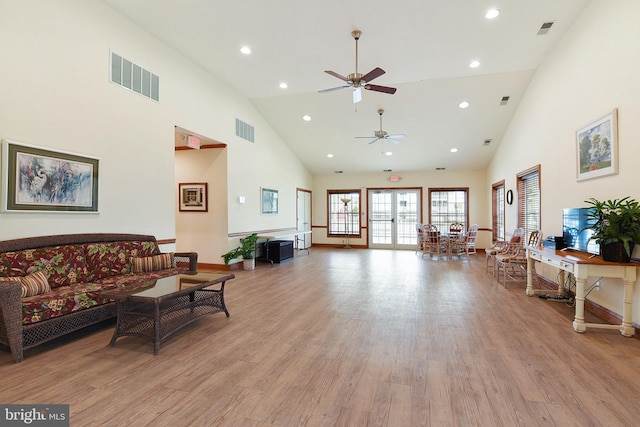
[421, 225, 446, 259]
[415, 223, 426, 254]
[495, 230, 543, 287]
[450, 224, 478, 258]
[485, 228, 524, 274]
[449, 222, 465, 237]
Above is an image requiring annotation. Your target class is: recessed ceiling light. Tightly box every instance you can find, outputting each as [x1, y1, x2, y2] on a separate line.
[279, 82, 288, 89]
[302, 115, 311, 121]
[450, 148, 458, 153]
[459, 101, 470, 109]
[385, 151, 393, 156]
[326, 153, 334, 158]
[469, 60, 480, 68]
[485, 9, 500, 19]
[240, 46, 251, 55]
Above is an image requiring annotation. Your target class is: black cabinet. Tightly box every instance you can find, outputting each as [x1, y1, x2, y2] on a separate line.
[267, 240, 294, 263]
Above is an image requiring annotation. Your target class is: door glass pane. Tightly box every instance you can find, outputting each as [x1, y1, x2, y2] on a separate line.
[371, 192, 392, 244]
[397, 192, 418, 245]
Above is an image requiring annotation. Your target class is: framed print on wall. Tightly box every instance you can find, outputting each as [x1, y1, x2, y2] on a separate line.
[179, 182, 208, 212]
[576, 108, 618, 181]
[261, 187, 278, 214]
[1, 139, 100, 213]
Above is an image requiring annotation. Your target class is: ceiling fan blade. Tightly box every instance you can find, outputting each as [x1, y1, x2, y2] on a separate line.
[318, 85, 349, 93]
[386, 134, 406, 139]
[324, 70, 349, 81]
[362, 67, 385, 83]
[386, 138, 402, 144]
[365, 84, 397, 94]
[368, 138, 380, 145]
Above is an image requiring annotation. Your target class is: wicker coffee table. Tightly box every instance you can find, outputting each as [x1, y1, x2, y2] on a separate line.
[101, 272, 235, 354]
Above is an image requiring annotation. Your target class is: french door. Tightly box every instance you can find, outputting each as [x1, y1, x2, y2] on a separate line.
[368, 189, 420, 249]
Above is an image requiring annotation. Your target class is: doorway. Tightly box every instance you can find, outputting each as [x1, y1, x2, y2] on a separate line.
[368, 189, 421, 249]
[296, 188, 312, 249]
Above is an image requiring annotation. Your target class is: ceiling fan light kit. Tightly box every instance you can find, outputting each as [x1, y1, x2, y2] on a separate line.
[320, 30, 397, 103]
[355, 108, 406, 145]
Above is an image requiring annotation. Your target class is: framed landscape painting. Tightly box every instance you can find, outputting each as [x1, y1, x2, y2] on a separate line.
[576, 109, 618, 181]
[1, 140, 99, 212]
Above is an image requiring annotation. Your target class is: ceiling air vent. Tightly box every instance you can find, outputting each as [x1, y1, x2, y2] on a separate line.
[235, 118, 255, 142]
[110, 51, 159, 101]
[484, 139, 492, 146]
[334, 170, 344, 174]
[500, 96, 510, 106]
[537, 21, 555, 35]
[436, 167, 446, 171]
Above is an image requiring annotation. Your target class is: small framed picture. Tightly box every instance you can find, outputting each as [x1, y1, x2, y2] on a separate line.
[576, 109, 618, 181]
[179, 182, 208, 212]
[261, 187, 278, 214]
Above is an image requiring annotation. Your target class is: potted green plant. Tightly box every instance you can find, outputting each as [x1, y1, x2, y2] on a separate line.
[221, 233, 259, 270]
[584, 197, 640, 262]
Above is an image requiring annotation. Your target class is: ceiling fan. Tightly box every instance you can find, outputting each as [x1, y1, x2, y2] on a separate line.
[356, 109, 406, 144]
[319, 30, 397, 103]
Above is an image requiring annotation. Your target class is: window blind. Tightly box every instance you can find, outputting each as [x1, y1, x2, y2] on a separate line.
[517, 166, 541, 242]
[492, 181, 505, 241]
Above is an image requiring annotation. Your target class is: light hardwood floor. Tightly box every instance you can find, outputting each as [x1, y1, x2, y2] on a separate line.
[2, 248, 640, 426]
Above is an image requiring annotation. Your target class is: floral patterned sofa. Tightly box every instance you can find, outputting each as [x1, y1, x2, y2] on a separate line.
[0, 233, 197, 362]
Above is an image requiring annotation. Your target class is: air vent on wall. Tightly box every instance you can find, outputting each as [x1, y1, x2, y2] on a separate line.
[235, 118, 255, 142]
[537, 21, 555, 35]
[436, 167, 446, 171]
[110, 52, 159, 101]
[484, 139, 492, 146]
[500, 96, 510, 106]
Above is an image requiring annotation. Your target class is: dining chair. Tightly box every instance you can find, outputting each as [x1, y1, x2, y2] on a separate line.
[421, 225, 446, 259]
[495, 229, 543, 287]
[449, 222, 465, 237]
[415, 223, 426, 254]
[450, 224, 478, 258]
[485, 227, 524, 274]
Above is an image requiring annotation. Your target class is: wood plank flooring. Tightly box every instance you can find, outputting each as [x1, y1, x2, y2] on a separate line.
[2, 248, 640, 426]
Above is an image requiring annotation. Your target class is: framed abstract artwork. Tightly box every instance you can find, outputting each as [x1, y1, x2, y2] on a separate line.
[261, 187, 278, 214]
[178, 182, 208, 212]
[1, 139, 99, 213]
[576, 109, 618, 181]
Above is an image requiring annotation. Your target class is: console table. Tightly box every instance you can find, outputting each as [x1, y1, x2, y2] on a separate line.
[526, 245, 637, 337]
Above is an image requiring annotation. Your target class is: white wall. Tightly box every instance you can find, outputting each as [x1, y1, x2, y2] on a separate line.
[312, 169, 490, 248]
[488, 0, 640, 322]
[0, 0, 312, 258]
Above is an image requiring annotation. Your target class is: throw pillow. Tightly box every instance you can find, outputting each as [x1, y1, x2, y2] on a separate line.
[0, 271, 51, 298]
[130, 253, 174, 273]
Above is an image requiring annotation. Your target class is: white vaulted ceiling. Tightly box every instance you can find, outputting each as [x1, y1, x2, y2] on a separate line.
[102, 0, 591, 175]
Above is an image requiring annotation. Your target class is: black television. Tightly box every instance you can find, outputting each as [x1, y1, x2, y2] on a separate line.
[562, 207, 599, 254]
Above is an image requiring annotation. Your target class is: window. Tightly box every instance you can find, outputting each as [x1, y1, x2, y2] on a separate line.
[517, 165, 541, 241]
[428, 188, 469, 232]
[491, 180, 505, 241]
[328, 190, 361, 236]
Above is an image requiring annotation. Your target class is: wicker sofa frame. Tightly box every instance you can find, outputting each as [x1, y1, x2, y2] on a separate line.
[0, 233, 197, 363]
